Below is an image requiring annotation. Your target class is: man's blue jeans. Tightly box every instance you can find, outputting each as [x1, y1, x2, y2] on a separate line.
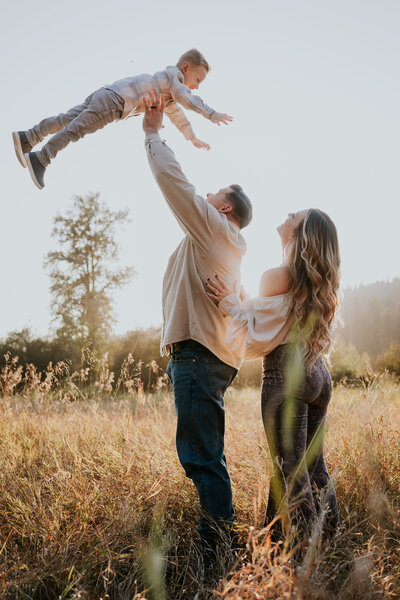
[167, 341, 237, 536]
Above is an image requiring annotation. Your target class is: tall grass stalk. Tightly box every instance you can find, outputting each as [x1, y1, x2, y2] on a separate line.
[0, 358, 398, 598]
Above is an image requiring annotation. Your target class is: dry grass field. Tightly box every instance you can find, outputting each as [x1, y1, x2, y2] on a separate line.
[0, 360, 399, 599]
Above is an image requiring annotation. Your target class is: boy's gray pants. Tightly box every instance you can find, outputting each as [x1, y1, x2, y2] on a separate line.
[26, 88, 125, 167]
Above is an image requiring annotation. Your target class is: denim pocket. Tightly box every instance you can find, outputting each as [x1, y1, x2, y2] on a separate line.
[172, 351, 197, 364]
[204, 359, 237, 397]
[168, 354, 197, 396]
[166, 360, 172, 383]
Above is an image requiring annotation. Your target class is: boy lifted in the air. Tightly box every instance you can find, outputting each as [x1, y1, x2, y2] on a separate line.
[12, 49, 232, 189]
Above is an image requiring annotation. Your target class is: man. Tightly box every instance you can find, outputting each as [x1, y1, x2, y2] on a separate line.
[142, 91, 252, 548]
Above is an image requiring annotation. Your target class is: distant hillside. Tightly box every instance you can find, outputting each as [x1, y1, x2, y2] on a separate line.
[339, 278, 400, 359]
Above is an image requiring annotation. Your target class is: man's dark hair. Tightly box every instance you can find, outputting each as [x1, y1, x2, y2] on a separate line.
[226, 184, 253, 229]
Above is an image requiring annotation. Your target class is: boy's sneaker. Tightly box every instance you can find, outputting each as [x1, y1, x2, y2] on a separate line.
[25, 152, 46, 190]
[12, 131, 32, 167]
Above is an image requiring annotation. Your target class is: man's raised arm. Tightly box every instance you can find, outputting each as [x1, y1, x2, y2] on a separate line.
[142, 91, 222, 254]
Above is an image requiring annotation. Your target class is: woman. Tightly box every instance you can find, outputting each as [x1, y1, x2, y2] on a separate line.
[206, 209, 341, 541]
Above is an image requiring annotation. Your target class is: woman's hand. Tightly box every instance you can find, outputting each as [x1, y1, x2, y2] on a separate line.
[205, 275, 235, 304]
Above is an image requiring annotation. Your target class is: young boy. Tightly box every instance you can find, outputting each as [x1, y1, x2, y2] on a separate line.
[12, 49, 232, 190]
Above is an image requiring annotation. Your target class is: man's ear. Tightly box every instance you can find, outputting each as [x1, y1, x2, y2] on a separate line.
[219, 204, 233, 214]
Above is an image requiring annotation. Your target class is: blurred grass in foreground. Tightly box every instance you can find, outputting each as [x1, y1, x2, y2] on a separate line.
[0, 376, 399, 599]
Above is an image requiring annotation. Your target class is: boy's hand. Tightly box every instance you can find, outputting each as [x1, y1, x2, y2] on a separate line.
[143, 90, 164, 135]
[191, 137, 211, 151]
[210, 112, 233, 126]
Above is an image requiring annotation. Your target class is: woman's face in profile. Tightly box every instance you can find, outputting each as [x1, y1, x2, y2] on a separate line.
[277, 210, 308, 245]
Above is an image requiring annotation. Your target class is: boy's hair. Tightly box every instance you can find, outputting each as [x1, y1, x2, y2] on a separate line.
[177, 49, 211, 72]
[227, 185, 253, 229]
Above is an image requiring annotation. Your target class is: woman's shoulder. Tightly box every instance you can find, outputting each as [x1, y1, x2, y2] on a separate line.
[259, 266, 291, 297]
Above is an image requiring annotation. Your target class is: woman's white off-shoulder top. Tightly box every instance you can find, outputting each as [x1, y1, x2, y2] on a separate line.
[218, 293, 294, 360]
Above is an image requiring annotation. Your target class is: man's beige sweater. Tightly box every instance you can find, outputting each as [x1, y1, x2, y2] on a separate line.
[145, 133, 246, 369]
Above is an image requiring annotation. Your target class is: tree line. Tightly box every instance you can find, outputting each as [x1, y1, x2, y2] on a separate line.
[1, 193, 399, 388]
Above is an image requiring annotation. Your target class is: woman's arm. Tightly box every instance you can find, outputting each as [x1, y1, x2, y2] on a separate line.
[206, 271, 293, 360]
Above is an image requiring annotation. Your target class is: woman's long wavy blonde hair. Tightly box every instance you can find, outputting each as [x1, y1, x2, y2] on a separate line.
[285, 209, 341, 368]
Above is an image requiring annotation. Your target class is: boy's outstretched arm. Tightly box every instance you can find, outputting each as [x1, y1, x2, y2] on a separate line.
[170, 71, 233, 126]
[164, 102, 210, 150]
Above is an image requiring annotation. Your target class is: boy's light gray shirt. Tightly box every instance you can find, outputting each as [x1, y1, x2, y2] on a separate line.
[106, 66, 215, 141]
[145, 133, 246, 370]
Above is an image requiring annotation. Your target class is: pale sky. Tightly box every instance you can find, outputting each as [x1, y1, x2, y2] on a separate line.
[1, 0, 399, 339]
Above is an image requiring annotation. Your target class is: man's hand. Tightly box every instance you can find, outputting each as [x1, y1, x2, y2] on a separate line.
[191, 137, 211, 151]
[143, 89, 164, 136]
[210, 112, 233, 126]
